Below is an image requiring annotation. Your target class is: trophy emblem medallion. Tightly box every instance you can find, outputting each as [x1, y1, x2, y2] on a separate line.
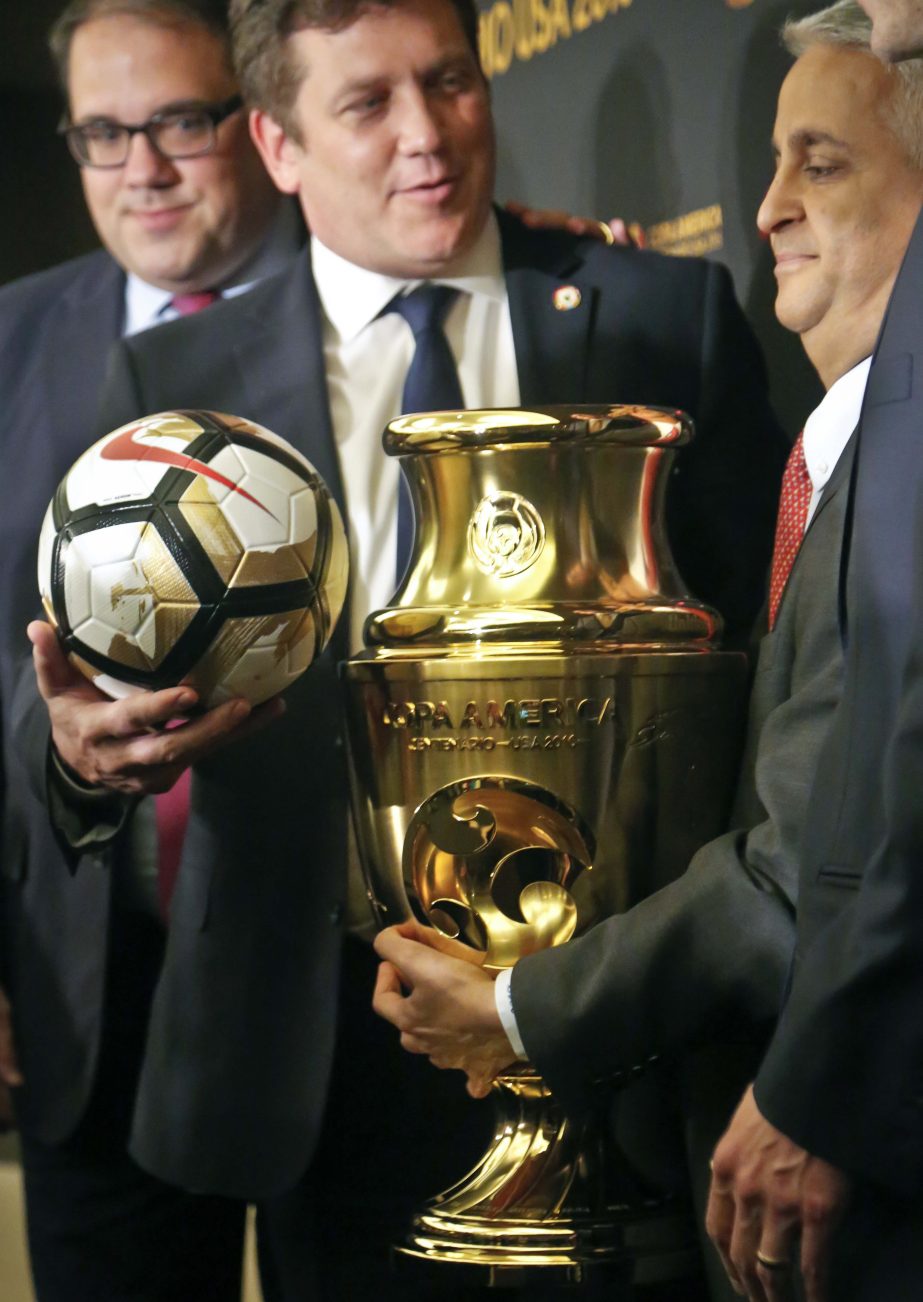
[467, 491, 545, 577]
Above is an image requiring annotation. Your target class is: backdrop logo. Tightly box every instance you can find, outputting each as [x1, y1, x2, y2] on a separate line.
[478, 0, 634, 79]
[645, 204, 724, 257]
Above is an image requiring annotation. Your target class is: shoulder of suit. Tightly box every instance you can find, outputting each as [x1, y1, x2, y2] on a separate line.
[0, 250, 123, 365]
[576, 235, 720, 291]
[0, 248, 121, 314]
[499, 209, 720, 294]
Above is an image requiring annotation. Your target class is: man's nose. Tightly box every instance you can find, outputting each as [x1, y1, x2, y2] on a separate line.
[395, 88, 444, 155]
[122, 130, 181, 186]
[757, 166, 801, 238]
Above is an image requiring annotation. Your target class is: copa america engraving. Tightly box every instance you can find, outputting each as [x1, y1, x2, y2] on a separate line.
[342, 406, 745, 1284]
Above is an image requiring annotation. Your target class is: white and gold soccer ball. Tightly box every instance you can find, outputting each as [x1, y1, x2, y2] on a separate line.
[38, 410, 348, 707]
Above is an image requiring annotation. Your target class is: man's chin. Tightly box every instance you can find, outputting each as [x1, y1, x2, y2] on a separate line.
[393, 221, 483, 277]
[124, 244, 215, 295]
[772, 289, 822, 340]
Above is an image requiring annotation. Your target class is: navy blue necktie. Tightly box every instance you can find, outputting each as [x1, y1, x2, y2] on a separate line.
[386, 284, 464, 579]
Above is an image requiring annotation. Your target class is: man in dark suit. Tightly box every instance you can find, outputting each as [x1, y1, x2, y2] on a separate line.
[0, 1, 300, 1298]
[371, 9, 923, 1299]
[20, 0, 783, 1296]
[706, 4, 923, 1300]
[708, 2, 923, 1302]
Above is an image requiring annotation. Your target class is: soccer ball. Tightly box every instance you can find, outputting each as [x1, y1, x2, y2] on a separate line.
[38, 410, 349, 707]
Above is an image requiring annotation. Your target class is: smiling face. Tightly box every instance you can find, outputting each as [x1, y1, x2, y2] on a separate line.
[68, 12, 280, 293]
[757, 43, 923, 387]
[250, 0, 495, 279]
[859, 0, 923, 60]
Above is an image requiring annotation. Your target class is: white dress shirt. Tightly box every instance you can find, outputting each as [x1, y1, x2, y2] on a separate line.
[802, 355, 870, 526]
[494, 355, 872, 1061]
[311, 212, 520, 649]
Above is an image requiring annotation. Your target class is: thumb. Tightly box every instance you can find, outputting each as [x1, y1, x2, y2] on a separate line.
[374, 924, 418, 967]
[28, 620, 83, 700]
[466, 1073, 495, 1100]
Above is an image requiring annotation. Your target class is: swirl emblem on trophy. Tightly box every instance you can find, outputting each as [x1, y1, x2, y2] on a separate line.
[343, 406, 746, 1286]
[407, 778, 591, 965]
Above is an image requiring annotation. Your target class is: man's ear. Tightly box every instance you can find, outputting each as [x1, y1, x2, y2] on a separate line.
[249, 108, 303, 195]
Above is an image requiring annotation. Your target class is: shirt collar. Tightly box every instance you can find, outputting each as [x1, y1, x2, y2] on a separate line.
[311, 211, 505, 345]
[123, 199, 304, 337]
[802, 355, 871, 491]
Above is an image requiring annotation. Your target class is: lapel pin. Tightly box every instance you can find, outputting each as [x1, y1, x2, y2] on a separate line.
[553, 285, 581, 311]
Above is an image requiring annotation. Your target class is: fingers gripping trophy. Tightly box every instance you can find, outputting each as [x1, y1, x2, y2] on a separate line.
[342, 406, 746, 1287]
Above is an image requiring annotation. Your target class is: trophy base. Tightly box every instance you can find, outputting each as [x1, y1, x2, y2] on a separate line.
[394, 1213, 700, 1289]
[390, 1070, 704, 1290]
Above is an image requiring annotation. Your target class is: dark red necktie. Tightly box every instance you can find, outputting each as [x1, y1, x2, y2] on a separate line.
[169, 290, 219, 315]
[156, 290, 218, 914]
[768, 431, 812, 628]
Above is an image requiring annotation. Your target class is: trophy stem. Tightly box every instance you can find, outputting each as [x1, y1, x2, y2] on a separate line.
[396, 1068, 703, 1287]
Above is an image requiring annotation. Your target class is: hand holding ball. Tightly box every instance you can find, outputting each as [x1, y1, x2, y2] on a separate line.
[38, 411, 348, 707]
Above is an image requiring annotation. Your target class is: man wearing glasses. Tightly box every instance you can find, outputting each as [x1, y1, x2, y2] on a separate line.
[0, 2, 295, 1299]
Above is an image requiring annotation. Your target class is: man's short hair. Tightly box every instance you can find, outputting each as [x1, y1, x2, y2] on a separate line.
[783, 0, 923, 169]
[50, 0, 234, 95]
[229, 0, 482, 142]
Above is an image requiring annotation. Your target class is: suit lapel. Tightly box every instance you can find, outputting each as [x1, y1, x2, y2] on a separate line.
[230, 247, 345, 519]
[841, 207, 923, 650]
[498, 209, 595, 404]
[45, 253, 124, 457]
[803, 428, 856, 539]
[229, 247, 349, 660]
[774, 432, 857, 631]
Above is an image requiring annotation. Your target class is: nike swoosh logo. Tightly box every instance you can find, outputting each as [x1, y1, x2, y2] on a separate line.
[101, 425, 274, 516]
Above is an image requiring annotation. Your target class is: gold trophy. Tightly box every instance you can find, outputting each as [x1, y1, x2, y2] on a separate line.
[342, 405, 746, 1285]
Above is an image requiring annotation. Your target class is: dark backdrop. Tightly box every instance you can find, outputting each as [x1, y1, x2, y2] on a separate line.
[0, 0, 823, 430]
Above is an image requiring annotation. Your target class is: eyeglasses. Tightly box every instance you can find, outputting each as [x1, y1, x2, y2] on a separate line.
[59, 95, 244, 169]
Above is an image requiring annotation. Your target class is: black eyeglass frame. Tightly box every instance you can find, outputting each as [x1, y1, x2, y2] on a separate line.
[58, 94, 244, 169]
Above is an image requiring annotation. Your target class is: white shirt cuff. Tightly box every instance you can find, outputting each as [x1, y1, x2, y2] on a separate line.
[494, 968, 527, 1059]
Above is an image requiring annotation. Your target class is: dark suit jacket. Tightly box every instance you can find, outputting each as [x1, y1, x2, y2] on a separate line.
[8, 212, 785, 1200]
[511, 435, 853, 1302]
[755, 211, 923, 1223]
[0, 250, 127, 1147]
[0, 249, 339, 1205]
[512, 435, 854, 1103]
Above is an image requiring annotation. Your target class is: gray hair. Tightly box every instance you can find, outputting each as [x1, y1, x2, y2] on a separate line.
[783, 1, 923, 169]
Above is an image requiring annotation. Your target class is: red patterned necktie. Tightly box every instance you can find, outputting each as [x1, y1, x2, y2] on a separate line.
[169, 290, 219, 315]
[156, 290, 218, 915]
[768, 430, 812, 628]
